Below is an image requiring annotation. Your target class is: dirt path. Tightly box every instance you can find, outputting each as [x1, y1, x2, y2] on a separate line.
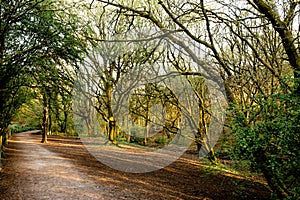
[0, 132, 270, 200]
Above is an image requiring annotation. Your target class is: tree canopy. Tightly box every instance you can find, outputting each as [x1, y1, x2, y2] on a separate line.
[0, 0, 85, 137]
[0, 0, 299, 199]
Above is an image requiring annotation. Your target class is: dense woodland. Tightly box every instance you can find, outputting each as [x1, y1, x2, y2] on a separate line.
[0, 0, 299, 199]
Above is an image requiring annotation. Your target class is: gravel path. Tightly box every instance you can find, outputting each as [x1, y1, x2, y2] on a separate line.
[0, 131, 270, 200]
[0, 132, 116, 200]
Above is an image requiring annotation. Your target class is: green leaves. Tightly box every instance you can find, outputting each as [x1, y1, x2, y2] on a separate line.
[0, 0, 86, 136]
[231, 92, 300, 199]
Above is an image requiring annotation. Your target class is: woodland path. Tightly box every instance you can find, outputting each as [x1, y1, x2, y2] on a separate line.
[0, 131, 270, 200]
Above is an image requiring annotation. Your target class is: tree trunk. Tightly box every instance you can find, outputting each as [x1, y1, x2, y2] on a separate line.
[0, 129, 11, 159]
[61, 111, 68, 133]
[144, 124, 150, 145]
[207, 149, 218, 164]
[252, 0, 300, 95]
[254, 149, 289, 199]
[85, 117, 92, 136]
[41, 96, 49, 143]
[0, 135, 3, 160]
[48, 111, 52, 135]
[127, 118, 131, 142]
[6, 129, 10, 145]
[195, 129, 202, 151]
[108, 116, 117, 144]
[198, 135, 218, 164]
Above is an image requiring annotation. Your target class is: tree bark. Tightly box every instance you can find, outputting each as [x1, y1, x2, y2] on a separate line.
[108, 116, 117, 144]
[252, 0, 300, 94]
[41, 95, 49, 143]
[61, 110, 68, 133]
[254, 149, 289, 199]
[0, 135, 3, 160]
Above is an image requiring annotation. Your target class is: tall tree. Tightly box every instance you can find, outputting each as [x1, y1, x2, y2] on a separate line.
[76, 40, 159, 144]
[0, 0, 85, 143]
[93, 0, 300, 198]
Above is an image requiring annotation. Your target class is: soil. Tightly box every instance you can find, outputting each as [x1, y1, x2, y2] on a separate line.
[0, 131, 271, 200]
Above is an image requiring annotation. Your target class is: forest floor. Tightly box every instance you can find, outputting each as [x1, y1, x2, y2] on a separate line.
[0, 131, 271, 200]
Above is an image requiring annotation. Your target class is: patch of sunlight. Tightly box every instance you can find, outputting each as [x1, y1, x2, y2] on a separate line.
[198, 162, 267, 185]
[87, 175, 123, 184]
[9, 139, 38, 144]
[54, 173, 85, 182]
[180, 157, 202, 166]
[54, 142, 82, 147]
[164, 167, 186, 175]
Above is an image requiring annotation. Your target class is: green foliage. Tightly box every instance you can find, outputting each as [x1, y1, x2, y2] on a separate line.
[128, 125, 145, 144]
[13, 98, 43, 127]
[231, 92, 300, 199]
[0, 0, 86, 139]
[9, 124, 39, 134]
[155, 135, 167, 145]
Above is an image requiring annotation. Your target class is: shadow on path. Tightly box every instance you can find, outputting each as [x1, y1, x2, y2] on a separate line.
[0, 132, 270, 200]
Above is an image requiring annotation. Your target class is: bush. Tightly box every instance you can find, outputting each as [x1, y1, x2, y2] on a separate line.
[231, 93, 300, 199]
[9, 124, 39, 133]
[155, 135, 167, 145]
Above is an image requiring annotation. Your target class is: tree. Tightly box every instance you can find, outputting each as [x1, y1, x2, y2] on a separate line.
[72, 1, 166, 144]
[0, 0, 86, 143]
[93, 0, 300, 197]
[250, 0, 300, 91]
[83, 1, 225, 163]
[76, 40, 160, 144]
[129, 82, 181, 145]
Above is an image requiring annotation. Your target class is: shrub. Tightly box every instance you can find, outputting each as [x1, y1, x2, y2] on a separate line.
[231, 93, 300, 199]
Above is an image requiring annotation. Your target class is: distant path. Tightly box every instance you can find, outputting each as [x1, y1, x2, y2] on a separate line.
[0, 131, 270, 200]
[0, 132, 115, 199]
